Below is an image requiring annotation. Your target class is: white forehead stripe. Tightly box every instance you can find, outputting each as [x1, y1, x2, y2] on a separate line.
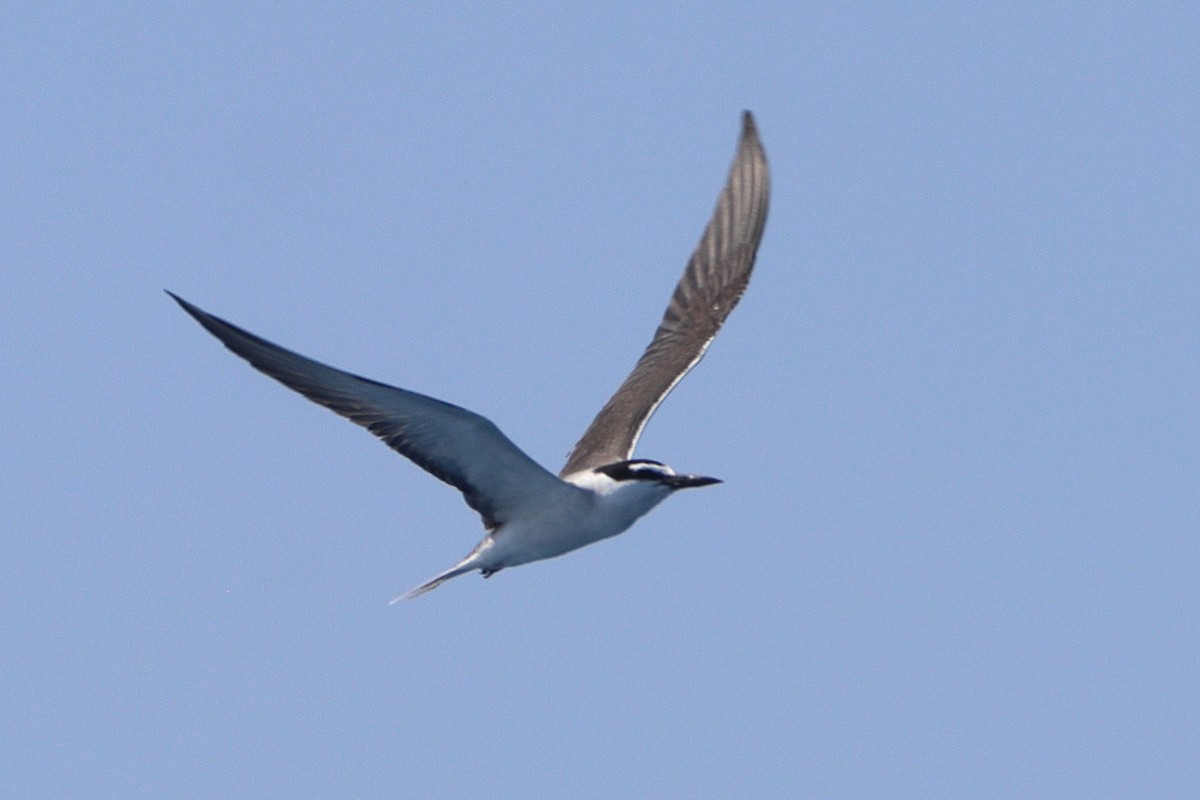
[626, 461, 676, 476]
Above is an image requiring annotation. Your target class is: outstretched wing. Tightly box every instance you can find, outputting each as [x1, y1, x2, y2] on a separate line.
[170, 293, 575, 529]
[560, 111, 770, 476]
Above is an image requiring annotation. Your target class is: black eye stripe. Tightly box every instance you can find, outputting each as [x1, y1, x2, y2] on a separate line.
[595, 459, 669, 482]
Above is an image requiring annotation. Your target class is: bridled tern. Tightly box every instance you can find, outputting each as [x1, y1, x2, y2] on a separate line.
[170, 111, 769, 600]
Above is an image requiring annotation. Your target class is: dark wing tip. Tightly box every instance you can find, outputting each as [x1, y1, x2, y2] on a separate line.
[166, 290, 207, 325]
[741, 110, 758, 137]
[738, 111, 767, 173]
[167, 291, 254, 351]
[740, 110, 764, 153]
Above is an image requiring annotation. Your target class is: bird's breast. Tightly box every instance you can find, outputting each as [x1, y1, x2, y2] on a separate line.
[489, 483, 671, 568]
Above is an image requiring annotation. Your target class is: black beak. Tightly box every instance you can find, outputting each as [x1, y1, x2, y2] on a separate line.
[666, 474, 723, 490]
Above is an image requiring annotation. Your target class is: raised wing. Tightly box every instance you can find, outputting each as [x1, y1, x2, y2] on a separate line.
[560, 111, 770, 476]
[169, 293, 574, 529]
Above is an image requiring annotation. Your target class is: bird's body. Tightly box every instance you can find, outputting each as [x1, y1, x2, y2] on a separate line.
[171, 112, 769, 599]
[409, 462, 707, 597]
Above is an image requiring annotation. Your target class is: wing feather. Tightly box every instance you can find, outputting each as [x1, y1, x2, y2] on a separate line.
[560, 111, 770, 476]
[169, 293, 572, 529]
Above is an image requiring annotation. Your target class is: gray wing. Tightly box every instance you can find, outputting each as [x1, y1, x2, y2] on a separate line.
[560, 111, 770, 476]
[169, 292, 572, 530]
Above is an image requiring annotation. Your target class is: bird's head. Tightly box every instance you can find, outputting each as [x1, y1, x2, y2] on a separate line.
[590, 459, 722, 491]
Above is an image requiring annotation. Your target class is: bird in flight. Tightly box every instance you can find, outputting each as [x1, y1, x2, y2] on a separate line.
[170, 111, 769, 600]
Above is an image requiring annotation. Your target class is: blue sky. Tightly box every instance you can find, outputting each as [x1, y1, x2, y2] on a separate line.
[4, 4, 1197, 797]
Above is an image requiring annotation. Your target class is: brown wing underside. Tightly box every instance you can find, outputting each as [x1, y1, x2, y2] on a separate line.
[560, 111, 770, 476]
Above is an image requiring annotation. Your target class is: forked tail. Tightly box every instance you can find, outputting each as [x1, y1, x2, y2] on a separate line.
[389, 560, 477, 603]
